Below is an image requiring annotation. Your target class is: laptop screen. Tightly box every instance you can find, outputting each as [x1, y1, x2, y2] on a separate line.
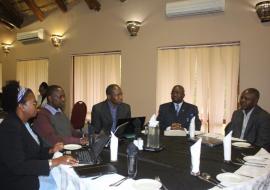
[114, 117, 145, 138]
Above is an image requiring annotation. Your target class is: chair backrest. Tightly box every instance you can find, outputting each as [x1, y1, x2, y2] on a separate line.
[71, 101, 87, 130]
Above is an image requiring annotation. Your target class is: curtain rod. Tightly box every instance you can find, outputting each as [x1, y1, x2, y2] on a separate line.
[158, 41, 240, 50]
[16, 57, 49, 62]
[71, 50, 121, 57]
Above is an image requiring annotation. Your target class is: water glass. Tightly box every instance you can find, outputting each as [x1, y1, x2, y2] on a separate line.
[127, 155, 137, 178]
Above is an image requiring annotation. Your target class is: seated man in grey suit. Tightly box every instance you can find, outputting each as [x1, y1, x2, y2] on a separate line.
[157, 85, 201, 131]
[91, 84, 131, 135]
[225, 88, 270, 150]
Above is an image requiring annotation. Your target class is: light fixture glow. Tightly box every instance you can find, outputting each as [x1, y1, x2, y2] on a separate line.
[1, 43, 13, 55]
[126, 21, 141, 36]
[51, 34, 63, 47]
[256, 1, 270, 22]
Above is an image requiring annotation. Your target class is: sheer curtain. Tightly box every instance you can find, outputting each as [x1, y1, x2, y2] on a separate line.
[73, 52, 121, 120]
[157, 44, 240, 133]
[0, 64, 2, 92]
[16, 59, 48, 98]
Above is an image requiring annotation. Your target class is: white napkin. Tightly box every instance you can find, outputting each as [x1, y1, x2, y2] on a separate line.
[53, 151, 63, 159]
[133, 138, 144, 150]
[148, 114, 159, 127]
[189, 116, 195, 138]
[223, 131, 232, 161]
[110, 132, 119, 162]
[190, 138, 202, 174]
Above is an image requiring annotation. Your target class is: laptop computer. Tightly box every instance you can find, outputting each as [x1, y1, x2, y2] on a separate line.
[73, 163, 117, 178]
[114, 116, 145, 139]
[71, 134, 110, 164]
[71, 134, 117, 177]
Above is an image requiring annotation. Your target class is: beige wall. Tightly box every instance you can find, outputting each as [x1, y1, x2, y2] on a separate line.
[0, 0, 270, 119]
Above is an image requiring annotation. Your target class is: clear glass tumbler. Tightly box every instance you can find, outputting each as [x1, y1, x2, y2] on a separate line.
[127, 155, 137, 178]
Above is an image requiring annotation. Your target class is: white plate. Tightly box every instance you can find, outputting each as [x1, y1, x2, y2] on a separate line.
[243, 156, 265, 164]
[64, 144, 82, 150]
[133, 179, 162, 190]
[216, 173, 246, 185]
[232, 142, 251, 148]
[231, 137, 246, 142]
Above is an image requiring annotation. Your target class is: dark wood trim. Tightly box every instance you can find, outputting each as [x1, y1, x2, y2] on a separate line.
[23, 0, 45, 21]
[54, 0, 67, 12]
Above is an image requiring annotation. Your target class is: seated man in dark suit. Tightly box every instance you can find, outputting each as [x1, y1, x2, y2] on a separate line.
[225, 88, 270, 150]
[157, 85, 201, 131]
[91, 84, 131, 135]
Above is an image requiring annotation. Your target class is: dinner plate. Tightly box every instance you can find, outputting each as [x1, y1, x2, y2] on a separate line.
[216, 173, 246, 185]
[243, 156, 265, 164]
[64, 144, 82, 150]
[231, 137, 246, 142]
[133, 179, 162, 190]
[232, 142, 251, 148]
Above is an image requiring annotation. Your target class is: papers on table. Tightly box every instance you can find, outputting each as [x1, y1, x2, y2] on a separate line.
[164, 130, 203, 136]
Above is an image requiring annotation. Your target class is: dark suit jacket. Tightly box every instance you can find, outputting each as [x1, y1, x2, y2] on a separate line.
[91, 100, 131, 134]
[157, 102, 201, 130]
[225, 106, 270, 150]
[0, 113, 51, 190]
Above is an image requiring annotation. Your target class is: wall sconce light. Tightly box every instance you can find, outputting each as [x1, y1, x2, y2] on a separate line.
[256, 1, 270, 22]
[1, 43, 13, 55]
[126, 21, 141, 36]
[51, 34, 63, 47]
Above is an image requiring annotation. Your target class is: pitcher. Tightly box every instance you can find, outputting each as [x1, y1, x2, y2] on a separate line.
[145, 124, 160, 149]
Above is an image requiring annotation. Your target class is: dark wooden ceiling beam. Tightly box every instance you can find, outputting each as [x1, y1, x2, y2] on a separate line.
[23, 0, 45, 21]
[54, 0, 67, 12]
[84, 0, 101, 11]
[0, 1, 24, 28]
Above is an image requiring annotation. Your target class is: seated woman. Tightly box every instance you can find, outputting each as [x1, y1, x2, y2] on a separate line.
[0, 82, 77, 190]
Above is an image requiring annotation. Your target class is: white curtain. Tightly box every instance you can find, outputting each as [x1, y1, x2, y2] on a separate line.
[157, 44, 240, 133]
[73, 53, 121, 120]
[16, 59, 48, 99]
[0, 63, 2, 92]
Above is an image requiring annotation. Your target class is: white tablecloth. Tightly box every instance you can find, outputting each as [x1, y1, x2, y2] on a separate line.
[210, 148, 270, 190]
[39, 150, 136, 190]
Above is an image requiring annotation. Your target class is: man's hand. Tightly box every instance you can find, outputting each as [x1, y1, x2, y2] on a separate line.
[49, 142, 64, 154]
[171, 123, 183, 130]
[80, 136, 89, 145]
[51, 155, 78, 168]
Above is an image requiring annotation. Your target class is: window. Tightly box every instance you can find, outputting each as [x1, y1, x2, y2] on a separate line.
[73, 52, 121, 120]
[16, 59, 49, 98]
[157, 43, 240, 133]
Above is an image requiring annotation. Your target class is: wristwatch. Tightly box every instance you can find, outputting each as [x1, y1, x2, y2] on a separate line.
[48, 159, 52, 169]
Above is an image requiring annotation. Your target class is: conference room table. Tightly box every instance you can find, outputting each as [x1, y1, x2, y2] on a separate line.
[40, 135, 270, 190]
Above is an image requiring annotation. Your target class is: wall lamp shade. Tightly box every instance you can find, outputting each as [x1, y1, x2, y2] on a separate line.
[256, 1, 270, 22]
[51, 34, 63, 47]
[126, 21, 141, 36]
[1, 43, 13, 55]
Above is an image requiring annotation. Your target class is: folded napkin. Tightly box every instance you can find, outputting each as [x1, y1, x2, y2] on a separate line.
[189, 116, 195, 138]
[110, 132, 119, 162]
[148, 114, 159, 127]
[53, 151, 63, 159]
[190, 138, 202, 174]
[223, 131, 232, 161]
[133, 138, 144, 150]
